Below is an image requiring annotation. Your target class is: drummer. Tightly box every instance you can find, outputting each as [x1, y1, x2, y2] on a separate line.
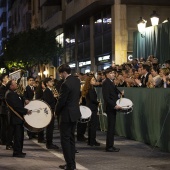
[5, 80, 32, 158]
[43, 78, 59, 150]
[102, 68, 123, 152]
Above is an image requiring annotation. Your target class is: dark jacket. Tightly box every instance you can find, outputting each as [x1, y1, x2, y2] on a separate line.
[102, 78, 120, 112]
[86, 87, 99, 112]
[55, 75, 81, 122]
[140, 73, 150, 87]
[0, 84, 8, 115]
[5, 90, 28, 125]
[43, 87, 56, 111]
[24, 85, 34, 100]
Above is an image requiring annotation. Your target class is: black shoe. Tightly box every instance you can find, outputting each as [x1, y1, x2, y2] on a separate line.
[21, 152, 26, 156]
[77, 136, 87, 142]
[75, 149, 79, 153]
[90, 141, 100, 146]
[13, 153, 25, 158]
[46, 144, 59, 149]
[59, 164, 67, 169]
[59, 164, 76, 170]
[38, 139, 46, 143]
[106, 147, 120, 152]
[6, 145, 13, 150]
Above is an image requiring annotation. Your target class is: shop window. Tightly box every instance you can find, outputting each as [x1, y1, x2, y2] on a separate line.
[84, 41, 90, 58]
[103, 32, 112, 54]
[94, 35, 102, 56]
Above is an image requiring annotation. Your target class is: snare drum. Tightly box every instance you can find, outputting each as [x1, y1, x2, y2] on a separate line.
[78, 105, 92, 123]
[24, 100, 52, 132]
[116, 98, 133, 114]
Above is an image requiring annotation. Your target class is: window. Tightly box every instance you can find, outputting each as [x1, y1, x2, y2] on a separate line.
[94, 8, 112, 56]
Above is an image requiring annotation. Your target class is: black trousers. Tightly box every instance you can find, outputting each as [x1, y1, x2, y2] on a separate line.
[106, 111, 117, 149]
[88, 111, 98, 145]
[77, 122, 87, 139]
[6, 123, 14, 146]
[60, 121, 77, 168]
[38, 130, 44, 141]
[46, 115, 55, 145]
[13, 124, 24, 153]
[0, 114, 7, 144]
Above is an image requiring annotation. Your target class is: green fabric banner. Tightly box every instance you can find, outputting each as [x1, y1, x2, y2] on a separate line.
[96, 87, 170, 152]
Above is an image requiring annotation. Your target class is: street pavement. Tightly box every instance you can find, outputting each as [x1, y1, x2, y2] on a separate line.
[0, 126, 170, 170]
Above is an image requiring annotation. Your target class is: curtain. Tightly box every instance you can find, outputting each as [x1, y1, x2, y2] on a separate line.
[133, 22, 170, 64]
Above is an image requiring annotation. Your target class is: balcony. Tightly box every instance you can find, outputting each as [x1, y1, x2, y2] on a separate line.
[121, 0, 170, 5]
[65, 0, 113, 22]
[40, 0, 61, 7]
[42, 11, 62, 30]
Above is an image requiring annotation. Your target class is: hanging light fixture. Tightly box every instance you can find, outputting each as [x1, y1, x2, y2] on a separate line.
[150, 11, 159, 26]
[137, 17, 147, 33]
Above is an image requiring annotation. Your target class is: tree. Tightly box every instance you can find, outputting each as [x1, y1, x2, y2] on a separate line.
[3, 27, 62, 71]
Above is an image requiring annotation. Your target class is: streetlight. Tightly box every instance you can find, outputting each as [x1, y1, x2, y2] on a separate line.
[150, 11, 159, 26]
[137, 17, 147, 37]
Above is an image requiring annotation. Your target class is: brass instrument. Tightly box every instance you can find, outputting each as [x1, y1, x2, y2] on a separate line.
[52, 86, 59, 99]
[16, 84, 25, 96]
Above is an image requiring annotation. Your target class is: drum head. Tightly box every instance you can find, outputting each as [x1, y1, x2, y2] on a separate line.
[116, 98, 133, 109]
[24, 100, 52, 129]
[79, 105, 92, 119]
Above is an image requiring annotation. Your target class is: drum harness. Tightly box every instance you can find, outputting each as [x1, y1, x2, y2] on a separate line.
[5, 100, 24, 121]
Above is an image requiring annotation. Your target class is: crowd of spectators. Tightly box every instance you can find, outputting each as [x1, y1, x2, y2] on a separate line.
[75, 56, 170, 88]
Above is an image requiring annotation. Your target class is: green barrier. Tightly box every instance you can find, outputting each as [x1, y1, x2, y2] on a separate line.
[96, 87, 170, 152]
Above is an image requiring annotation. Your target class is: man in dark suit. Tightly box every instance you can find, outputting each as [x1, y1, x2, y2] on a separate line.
[102, 68, 122, 152]
[43, 77, 59, 149]
[24, 76, 36, 139]
[5, 80, 31, 158]
[0, 73, 13, 149]
[55, 64, 81, 170]
[135, 64, 151, 87]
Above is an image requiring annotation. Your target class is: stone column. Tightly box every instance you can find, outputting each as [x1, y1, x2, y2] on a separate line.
[90, 16, 96, 72]
[112, 0, 128, 65]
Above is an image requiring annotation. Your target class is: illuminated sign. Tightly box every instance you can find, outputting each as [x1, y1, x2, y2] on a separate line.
[79, 61, 91, 67]
[98, 55, 110, 61]
[128, 55, 133, 61]
[69, 63, 76, 68]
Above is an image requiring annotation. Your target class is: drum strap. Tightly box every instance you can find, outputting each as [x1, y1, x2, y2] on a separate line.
[5, 101, 24, 121]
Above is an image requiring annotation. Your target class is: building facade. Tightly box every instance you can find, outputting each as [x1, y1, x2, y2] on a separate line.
[1, 0, 170, 75]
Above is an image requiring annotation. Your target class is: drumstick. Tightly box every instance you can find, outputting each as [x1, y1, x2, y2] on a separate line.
[121, 105, 130, 108]
[119, 95, 122, 104]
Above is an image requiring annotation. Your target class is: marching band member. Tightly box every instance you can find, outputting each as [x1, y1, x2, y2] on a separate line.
[102, 68, 122, 152]
[5, 80, 31, 158]
[82, 75, 100, 146]
[55, 64, 81, 170]
[24, 76, 36, 139]
[35, 80, 46, 143]
[43, 78, 59, 149]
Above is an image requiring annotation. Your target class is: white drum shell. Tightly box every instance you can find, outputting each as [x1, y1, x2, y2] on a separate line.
[116, 98, 133, 114]
[24, 100, 52, 130]
[79, 105, 92, 123]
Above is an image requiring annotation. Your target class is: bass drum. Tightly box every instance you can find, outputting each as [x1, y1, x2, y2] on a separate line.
[24, 100, 52, 132]
[116, 98, 133, 114]
[78, 105, 92, 123]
